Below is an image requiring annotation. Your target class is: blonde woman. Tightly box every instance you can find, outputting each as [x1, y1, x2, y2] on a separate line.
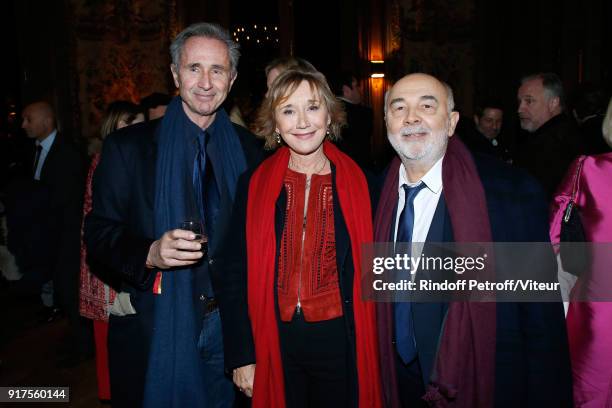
[214, 68, 382, 408]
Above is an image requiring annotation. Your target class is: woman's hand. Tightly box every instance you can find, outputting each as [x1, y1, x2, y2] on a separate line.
[233, 364, 256, 397]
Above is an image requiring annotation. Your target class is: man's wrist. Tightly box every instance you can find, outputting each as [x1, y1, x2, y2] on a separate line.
[146, 240, 159, 269]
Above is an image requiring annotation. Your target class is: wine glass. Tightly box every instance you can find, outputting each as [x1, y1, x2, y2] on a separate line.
[180, 220, 208, 257]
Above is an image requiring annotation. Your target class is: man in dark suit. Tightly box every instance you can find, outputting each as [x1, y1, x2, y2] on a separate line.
[5, 100, 85, 362]
[84, 22, 261, 408]
[376, 73, 571, 407]
[331, 71, 374, 169]
[10, 101, 85, 321]
[515, 73, 581, 199]
[460, 101, 513, 163]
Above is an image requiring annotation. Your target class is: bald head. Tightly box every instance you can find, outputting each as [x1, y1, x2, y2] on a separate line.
[385, 73, 455, 116]
[22, 101, 56, 141]
[384, 73, 460, 181]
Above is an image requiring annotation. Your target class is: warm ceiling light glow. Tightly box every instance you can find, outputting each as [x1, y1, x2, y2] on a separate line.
[370, 60, 385, 64]
[371, 73, 385, 78]
[246, 36, 250, 40]
[254, 24, 257, 29]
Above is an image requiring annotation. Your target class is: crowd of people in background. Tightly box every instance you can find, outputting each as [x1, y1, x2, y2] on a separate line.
[0, 20, 611, 408]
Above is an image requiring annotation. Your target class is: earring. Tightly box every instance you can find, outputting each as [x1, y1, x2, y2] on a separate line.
[275, 131, 281, 144]
[326, 127, 331, 137]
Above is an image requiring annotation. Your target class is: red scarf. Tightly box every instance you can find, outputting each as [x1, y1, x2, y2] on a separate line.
[247, 141, 383, 408]
[375, 136, 496, 407]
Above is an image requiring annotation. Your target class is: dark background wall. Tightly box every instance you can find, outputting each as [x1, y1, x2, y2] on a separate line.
[2, 0, 74, 138]
[1, 0, 610, 147]
[474, 0, 610, 118]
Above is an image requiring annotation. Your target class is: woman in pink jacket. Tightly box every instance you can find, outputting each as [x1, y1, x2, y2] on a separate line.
[549, 97, 612, 407]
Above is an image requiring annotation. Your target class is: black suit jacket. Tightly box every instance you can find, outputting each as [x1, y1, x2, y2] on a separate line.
[84, 117, 262, 407]
[5, 133, 84, 296]
[514, 114, 581, 199]
[40, 134, 85, 312]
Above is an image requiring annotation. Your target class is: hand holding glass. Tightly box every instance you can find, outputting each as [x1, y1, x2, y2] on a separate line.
[180, 220, 208, 257]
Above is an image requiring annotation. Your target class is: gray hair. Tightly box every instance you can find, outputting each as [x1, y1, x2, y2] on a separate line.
[383, 79, 455, 116]
[170, 22, 240, 75]
[442, 81, 455, 113]
[521, 72, 565, 111]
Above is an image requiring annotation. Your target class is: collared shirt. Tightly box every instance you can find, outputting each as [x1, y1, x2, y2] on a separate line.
[34, 129, 57, 180]
[393, 156, 444, 244]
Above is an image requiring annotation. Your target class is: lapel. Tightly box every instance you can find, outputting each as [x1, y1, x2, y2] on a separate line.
[205, 141, 231, 256]
[30, 143, 38, 176]
[425, 194, 453, 243]
[388, 202, 399, 241]
[331, 166, 351, 294]
[387, 189, 452, 242]
[39, 134, 59, 181]
[412, 194, 452, 385]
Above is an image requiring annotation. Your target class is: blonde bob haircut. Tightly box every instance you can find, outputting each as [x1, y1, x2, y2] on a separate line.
[255, 68, 346, 150]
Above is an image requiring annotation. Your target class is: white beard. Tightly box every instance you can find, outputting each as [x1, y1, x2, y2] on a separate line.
[387, 124, 449, 165]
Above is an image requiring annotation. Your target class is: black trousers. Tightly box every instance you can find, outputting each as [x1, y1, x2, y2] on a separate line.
[278, 312, 350, 408]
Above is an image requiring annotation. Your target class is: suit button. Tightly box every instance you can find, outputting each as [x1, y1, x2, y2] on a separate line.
[208, 258, 215, 265]
[344, 299, 351, 304]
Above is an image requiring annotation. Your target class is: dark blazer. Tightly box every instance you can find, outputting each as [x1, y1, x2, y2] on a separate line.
[514, 114, 581, 199]
[404, 153, 572, 407]
[5, 133, 84, 302]
[84, 118, 262, 408]
[40, 134, 85, 325]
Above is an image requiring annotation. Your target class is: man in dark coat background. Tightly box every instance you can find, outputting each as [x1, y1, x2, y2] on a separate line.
[514, 72, 581, 199]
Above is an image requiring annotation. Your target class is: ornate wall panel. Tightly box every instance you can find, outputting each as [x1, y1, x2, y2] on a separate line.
[70, 0, 177, 140]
